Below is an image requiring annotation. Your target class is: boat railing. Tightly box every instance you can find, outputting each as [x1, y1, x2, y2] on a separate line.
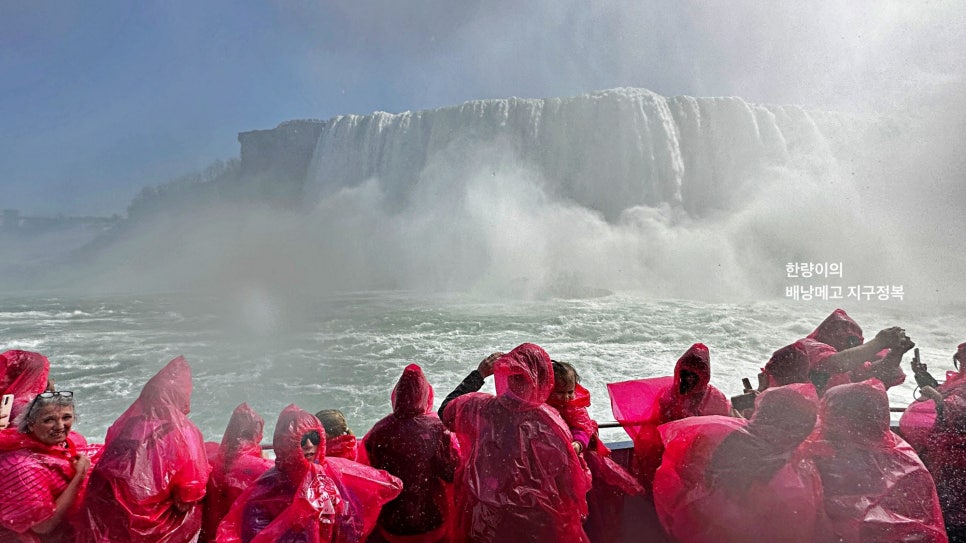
[258, 407, 908, 450]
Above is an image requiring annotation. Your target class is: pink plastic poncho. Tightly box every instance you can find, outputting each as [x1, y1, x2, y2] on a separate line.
[0, 350, 50, 423]
[762, 342, 811, 388]
[217, 405, 345, 543]
[442, 343, 592, 543]
[0, 428, 86, 543]
[217, 404, 402, 543]
[608, 343, 730, 491]
[363, 364, 459, 542]
[807, 380, 947, 542]
[802, 309, 905, 391]
[653, 383, 826, 543]
[201, 403, 273, 543]
[899, 342, 966, 529]
[77, 356, 210, 543]
[548, 382, 643, 543]
[324, 434, 358, 461]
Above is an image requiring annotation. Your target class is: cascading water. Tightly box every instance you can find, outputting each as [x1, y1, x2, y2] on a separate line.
[305, 88, 835, 221]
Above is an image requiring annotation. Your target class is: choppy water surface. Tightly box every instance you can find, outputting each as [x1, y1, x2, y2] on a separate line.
[2, 292, 962, 444]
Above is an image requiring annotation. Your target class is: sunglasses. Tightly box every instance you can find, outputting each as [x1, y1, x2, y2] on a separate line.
[26, 390, 74, 418]
[301, 430, 321, 447]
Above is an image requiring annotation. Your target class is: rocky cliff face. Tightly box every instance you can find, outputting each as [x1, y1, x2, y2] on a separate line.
[237, 120, 326, 206]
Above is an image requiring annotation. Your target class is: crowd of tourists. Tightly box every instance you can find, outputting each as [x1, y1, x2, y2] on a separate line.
[0, 308, 963, 542]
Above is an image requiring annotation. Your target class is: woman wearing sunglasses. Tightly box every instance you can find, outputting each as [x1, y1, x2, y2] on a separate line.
[0, 390, 91, 542]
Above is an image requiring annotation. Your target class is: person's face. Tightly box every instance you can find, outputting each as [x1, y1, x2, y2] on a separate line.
[29, 404, 74, 446]
[301, 433, 319, 461]
[679, 369, 700, 394]
[550, 372, 576, 404]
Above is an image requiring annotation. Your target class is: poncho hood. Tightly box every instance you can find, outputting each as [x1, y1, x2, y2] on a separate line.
[1, 350, 51, 422]
[219, 402, 265, 461]
[820, 379, 891, 447]
[763, 342, 811, 387]
[273, 404, 326, 480]
[391, 364, 434, 419]
[749, 383, 819, 449]
[672, 343, 712, 397]
[494, 343, 554, 408]
[138, 355, 192, 415]
[807, 309, 863, 352]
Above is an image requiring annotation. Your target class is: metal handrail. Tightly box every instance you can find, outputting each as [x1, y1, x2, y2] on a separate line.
[257, 407, 911, 447]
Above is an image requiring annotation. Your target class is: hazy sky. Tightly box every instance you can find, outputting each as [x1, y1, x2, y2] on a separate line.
[2, 1, 964, 217]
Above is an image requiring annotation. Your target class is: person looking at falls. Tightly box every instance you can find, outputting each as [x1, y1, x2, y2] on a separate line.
[805, 380, 947, 542]
[77, 356, 210, 543]
[0, 390, 91, 542]
[363, 363, 459, 543]
[314, 409, 357, 461]
[769, 309, 913, 395]
[199, 402, 273, 543]
[217, 404, 402, 543]
[899, 342, 966, 543]
[546, 360, 644, 543]
[438, 343, 592, 543]
[217, 405, 346, 542]
[607, 343, 731, 493]
[652, 383, 828, 543]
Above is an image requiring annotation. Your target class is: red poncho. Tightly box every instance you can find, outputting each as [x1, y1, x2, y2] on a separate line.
[363, 364, 459, 542]
[324, 434, 358, 461]
[0, 350, 50, 423]
[761, 341, 811, 388]
[77, 356, 210, 543]
[807, 380, 947, 542]
[217, 405, 402, 543]
[442, 343, 591, 543]
[653, 383, 826, 543]
[608, 343, 730, 491]
[0, 429, 85, 543]
[548, 382, 643, 543]
[801, 309, 905, 392]
[899, 343, 966, 529]
[201, 403, 273, 543]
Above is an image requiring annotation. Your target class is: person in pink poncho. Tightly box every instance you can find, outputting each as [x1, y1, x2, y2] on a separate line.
[653, 383, 828, 543]
[77, 356, 210, 543]
[439, 343, 592, 543]
[806, 379, 947, 542]
[1, 350, 52, 425]
[217, 404, 402, 543]
[769, 309, 913, 395]
[200, 403, 274, 543]
[899, 342, 966, 542]
[314, 409, 358, 462]
[0, 390, 91, 542]
[364, 363, 459, 543]
[547, 360, 643, 543]
[608, 343, 731, 493]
